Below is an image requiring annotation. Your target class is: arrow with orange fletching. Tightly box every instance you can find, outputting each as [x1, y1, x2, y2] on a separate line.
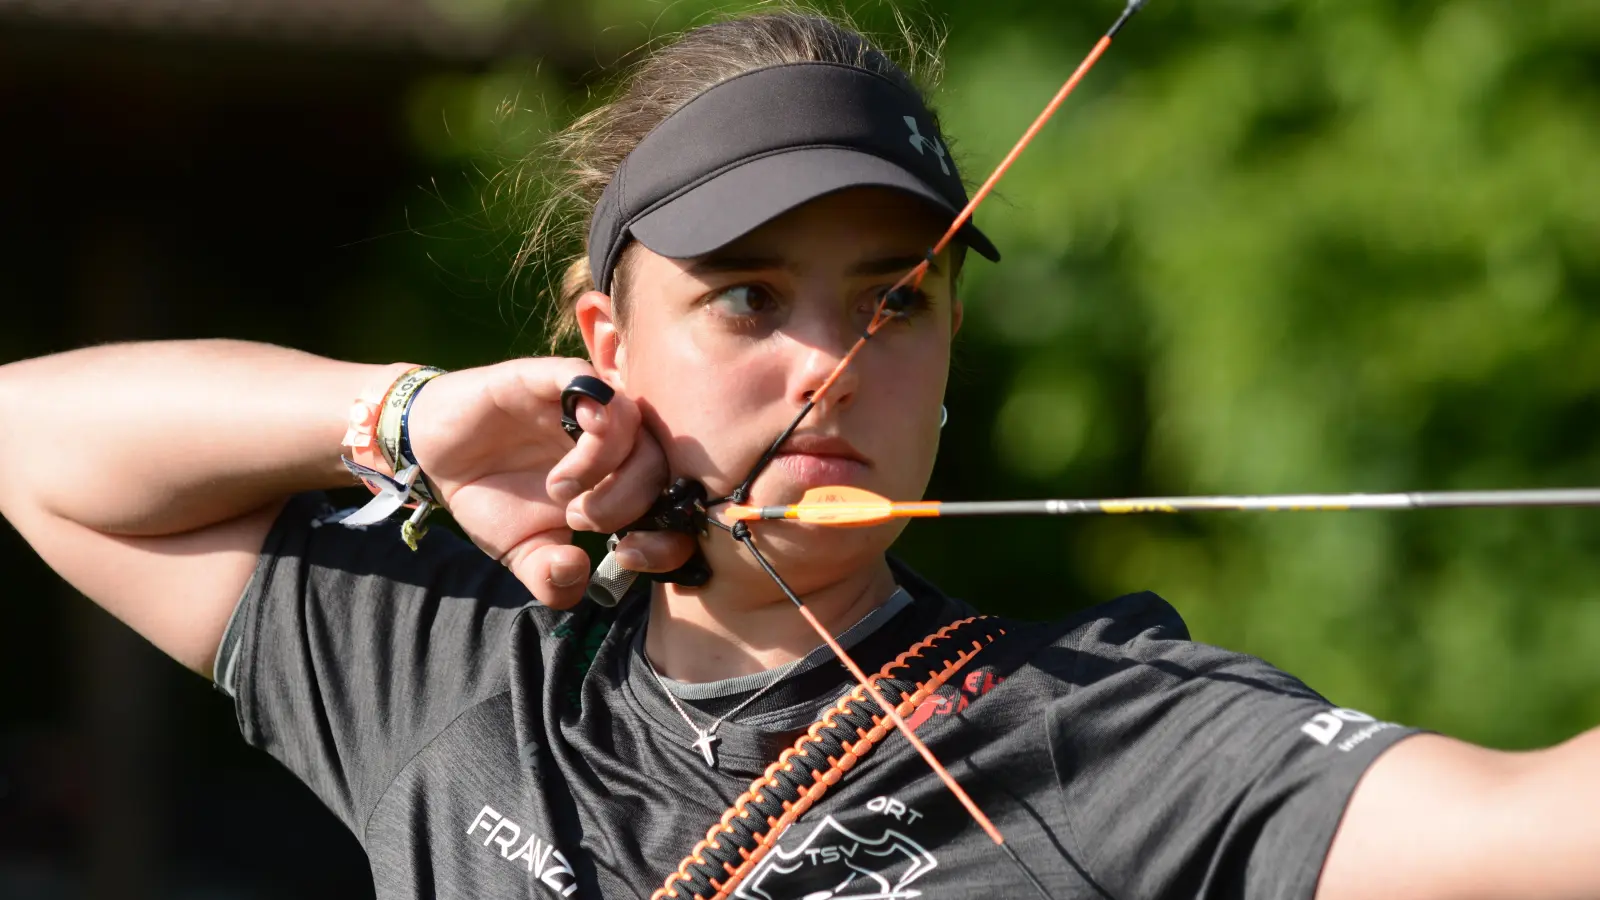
[727, 485, 1600, 527]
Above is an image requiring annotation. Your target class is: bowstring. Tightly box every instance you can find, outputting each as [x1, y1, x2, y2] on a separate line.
[699, 2, 1146, 890]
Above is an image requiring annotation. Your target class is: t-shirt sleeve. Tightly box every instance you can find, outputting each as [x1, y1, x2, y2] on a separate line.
[1045, 591, 1422, 900]
[213, 493, 542, 839]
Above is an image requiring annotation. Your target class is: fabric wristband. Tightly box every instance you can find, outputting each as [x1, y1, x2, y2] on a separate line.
[338, 364, 448, 550]
[375, 366, 447, 505]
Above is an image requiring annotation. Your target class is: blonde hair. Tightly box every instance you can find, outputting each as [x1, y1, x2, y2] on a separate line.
[507, 5, 948, 351]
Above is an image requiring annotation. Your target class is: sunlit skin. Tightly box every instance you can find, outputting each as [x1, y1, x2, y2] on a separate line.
[576, 188, 962, 682]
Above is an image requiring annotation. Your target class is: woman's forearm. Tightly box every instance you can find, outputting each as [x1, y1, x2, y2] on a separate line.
[0, 340, 398, 536]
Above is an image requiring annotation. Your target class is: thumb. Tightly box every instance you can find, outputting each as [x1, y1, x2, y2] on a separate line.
[502, 540, 592, 610]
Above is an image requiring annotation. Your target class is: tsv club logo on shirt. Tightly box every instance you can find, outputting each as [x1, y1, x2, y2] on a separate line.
[734, 815, 937, 900]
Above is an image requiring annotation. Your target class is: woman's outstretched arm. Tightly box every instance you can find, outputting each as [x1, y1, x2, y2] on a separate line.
[1318, 729, 1600, 900]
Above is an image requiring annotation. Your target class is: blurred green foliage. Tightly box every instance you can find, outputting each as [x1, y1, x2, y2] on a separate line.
[370, 0, 1600, 750]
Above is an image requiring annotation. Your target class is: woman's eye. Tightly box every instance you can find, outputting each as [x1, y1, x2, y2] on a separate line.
[708, 285, 775, 317]
[865, 287, 932, 318]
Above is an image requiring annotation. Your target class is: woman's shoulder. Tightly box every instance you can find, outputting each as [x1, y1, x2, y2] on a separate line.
[976, 589, 1191, 659]
[892, 560, 1187, 655]
[1048, 589, 1193, 646]
[985, 590, 1325, 705]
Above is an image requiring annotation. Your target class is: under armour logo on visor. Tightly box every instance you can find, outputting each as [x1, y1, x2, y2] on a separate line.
[904, 116, 950, 176]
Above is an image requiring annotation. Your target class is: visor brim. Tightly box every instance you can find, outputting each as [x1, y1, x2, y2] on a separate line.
[628, 147, 1000, 264]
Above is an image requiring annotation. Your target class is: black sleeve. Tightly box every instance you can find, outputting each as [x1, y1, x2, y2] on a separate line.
[1045, 592, 1421, 900]
[214, 493, 542, 839]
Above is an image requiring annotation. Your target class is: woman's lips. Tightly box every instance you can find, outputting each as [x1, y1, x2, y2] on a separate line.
[770, 452, 870, 488]
[765, 433, 870, 488]
[750, 433, 871, 492]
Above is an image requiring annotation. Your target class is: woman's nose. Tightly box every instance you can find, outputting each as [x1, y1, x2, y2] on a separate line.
[793, 335, 860, 413]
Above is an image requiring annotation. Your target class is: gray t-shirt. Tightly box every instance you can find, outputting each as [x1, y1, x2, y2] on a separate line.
[216, 493, 1418, 900]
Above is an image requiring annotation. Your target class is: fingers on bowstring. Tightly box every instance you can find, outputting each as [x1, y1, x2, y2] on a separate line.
[565, 428, 670, 535]
[501, 537, 591, 611]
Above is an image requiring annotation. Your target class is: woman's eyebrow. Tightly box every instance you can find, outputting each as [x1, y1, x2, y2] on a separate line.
[686, 255, 786, 277]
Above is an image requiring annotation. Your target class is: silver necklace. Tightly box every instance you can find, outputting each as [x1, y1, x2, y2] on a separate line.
[642, 654, 787, 769]
[638, 590, 911, 767]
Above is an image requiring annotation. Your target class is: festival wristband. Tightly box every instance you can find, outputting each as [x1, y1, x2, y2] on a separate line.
[375, 366, 447, 504]
[338, 364, 446, 551]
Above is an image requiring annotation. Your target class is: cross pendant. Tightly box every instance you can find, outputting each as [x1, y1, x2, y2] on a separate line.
[691, 730, 720, 768]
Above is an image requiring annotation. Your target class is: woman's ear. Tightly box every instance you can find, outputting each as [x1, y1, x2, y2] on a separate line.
[952, 297, 964, 336]
[575, 290, 626, 384]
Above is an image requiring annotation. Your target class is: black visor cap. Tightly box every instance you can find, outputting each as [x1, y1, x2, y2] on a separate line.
[588, 62, 999, 294]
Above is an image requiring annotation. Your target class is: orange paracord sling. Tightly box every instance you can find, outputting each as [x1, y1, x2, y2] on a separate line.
[651, 615, 1006, 900]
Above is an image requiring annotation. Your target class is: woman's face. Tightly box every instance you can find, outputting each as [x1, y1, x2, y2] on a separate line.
[581, 188, 959, 559]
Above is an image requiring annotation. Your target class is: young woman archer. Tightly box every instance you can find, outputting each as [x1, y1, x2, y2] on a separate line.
[3, 8, 1599, 900]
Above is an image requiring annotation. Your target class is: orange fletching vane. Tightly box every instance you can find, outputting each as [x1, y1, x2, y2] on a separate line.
[792, 486, 895, 526]
[799, 486, 888, 505]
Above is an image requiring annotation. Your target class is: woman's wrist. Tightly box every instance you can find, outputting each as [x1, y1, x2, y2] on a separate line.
[335, 362, 450, 550]
[339, 361, 425, 480]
